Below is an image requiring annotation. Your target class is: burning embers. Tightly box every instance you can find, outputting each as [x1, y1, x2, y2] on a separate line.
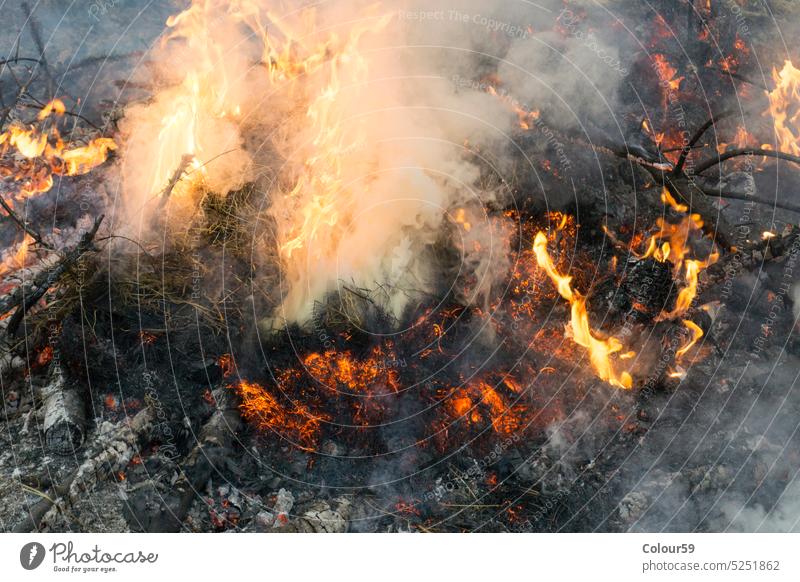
[0, 99, 115, 203]
[235, 380, 325, 450]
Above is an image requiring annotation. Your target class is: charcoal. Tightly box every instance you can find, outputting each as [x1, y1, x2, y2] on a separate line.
[621, 258, 675, 321]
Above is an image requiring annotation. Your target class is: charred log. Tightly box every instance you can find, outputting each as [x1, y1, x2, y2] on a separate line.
[41, 364, 86, 455]
[126, 387, 242, 532]
[1, 215, 103, 337]
[13, 405, 155, 532]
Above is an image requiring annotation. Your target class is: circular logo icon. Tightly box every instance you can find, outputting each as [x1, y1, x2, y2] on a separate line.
[20, 542, 46, 570]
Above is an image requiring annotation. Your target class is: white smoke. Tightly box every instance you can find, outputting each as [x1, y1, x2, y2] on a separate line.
[116, 0, 625, 325]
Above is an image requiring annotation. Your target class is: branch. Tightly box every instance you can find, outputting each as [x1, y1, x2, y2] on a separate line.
[701, 187, 800, 214]
[673, 109, 737, 174]
[707, 66, 770, 91]
[694, 148, 800, 175]
[4, 215, 104, 336]
[0, 57, 40, 68]
[0, 191, 53, 250]
[157, 155, 194, 209]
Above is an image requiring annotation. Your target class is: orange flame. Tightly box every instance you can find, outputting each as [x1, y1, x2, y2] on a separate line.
[766, 60, 800, 156]
[0, 100, 116, 205]
[533, 231, 632, 389]
[676, 319, 703, 359]
[636, 211, 718, 320]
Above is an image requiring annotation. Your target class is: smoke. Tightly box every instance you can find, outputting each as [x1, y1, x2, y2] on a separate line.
[115, 0, 628, 326]
[718, 479, 800, 532]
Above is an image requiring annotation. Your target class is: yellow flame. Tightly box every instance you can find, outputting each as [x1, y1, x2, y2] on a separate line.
[676, 319, 703, 359]
[533, 231, 632, 389]
[0, 101, 115, 205]
[766, 60, 800, 156]
[278, 13, 393, 259]
[635, 209, 717, 319]
[37, 98, 66, 120]
[661, 187, 688, 213]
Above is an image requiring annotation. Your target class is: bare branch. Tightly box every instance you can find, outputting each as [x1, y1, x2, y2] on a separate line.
[694, 148, 800, 175]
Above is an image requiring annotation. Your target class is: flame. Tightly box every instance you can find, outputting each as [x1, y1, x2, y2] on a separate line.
[218, 353, 235, 377]
[676, 319, 703, 359]
[636, 211, 718, 319]
[446, 380, 524, 435]
[0, 100, 115, 205]
[533, 231, 632, 389]
[60, 138, 117, 176]
[652, 53, 683, 93]
[38, 98, 66, 120]
[486, 84, 540, 130]
[661, 187, 688, 213]
[0, 234, 35, 278]
[766, 60, 800, 156]
[277, 13, 393, 259]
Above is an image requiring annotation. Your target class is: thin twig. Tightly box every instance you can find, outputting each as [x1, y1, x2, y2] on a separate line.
[5, 215, 104, 336]
[0, 189, 53, 250]
[20, 99, 102, 132]
[708, 66, 770, 91]
[673, 109, 737, 174]
[694, 148, 800, 175]
[21, 2, 56, 97]
[158, 155, 194, 209]
[701, 187, 800, 214]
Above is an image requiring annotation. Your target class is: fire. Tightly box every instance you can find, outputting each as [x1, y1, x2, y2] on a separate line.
[445, 380, 524, 435]
[663, 254, 718, 319]
[302, 346, 401, 395]
[0, 98, 116, 204]
[676, 320, 703, 359]
[766, 60, 800, 156]
[533, 231, 632, 389]
[486, 84, 540, 130]
[652, 53, 683, 93]
[268, 10, 393, 260]
[218, 353, 235, 377]
[0, 234, 34, 278]
[661, 187, 688, 213]
[234, 380, 325, 450]
[636, 210, 719, 320]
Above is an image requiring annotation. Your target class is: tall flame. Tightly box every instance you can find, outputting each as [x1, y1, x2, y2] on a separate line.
[533, 231, 632, 389]
[766, 60, 800, 156]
